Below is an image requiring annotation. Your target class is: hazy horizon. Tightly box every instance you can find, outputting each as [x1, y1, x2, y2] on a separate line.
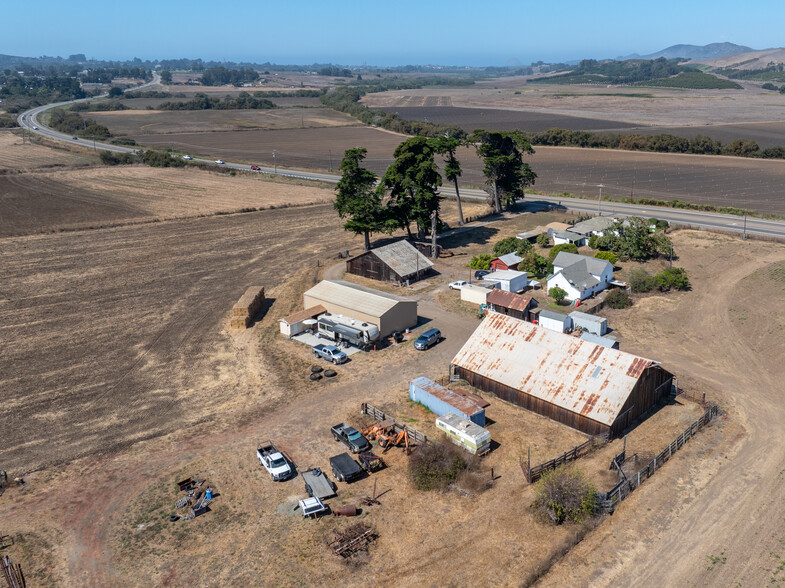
[4, 0, 785, 67]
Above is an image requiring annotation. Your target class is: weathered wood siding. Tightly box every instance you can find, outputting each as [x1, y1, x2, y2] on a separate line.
[455, 364, 673, 438]
[345, 251, 401, 283]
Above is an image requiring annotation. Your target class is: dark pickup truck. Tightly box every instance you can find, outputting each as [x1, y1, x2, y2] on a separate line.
[329, 453, 363, 483]
[331, 423, 371, 453]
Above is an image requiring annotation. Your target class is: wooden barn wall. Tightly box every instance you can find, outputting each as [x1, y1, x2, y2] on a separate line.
[610, 366, 674, 437]
[494, 306, 528, 321]
[345, 252, 401, 283]
[455, 367, 610, 437]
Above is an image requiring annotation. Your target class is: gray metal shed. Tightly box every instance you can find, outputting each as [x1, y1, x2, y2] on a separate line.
[569, 310, 608, 335]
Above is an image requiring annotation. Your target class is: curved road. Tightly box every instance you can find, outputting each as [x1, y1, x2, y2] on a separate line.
[17, 82, 785, 240]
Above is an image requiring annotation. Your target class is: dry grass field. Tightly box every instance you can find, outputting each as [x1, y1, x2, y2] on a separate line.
[0, 131, 99, 171]
[0, 166, 337, 237]
[90, 107, 358, 135]
[361, 83, 785, 127]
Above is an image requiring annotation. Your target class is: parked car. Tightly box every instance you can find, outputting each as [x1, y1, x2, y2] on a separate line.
[414, 328, 441, 350]
[72, 136, 78, 140]
[215, 159, 225, 164]
[313, 344, 348, 365]
[331, 423, 371, 453]
[474, 270, 490, 279]
[32, 125, 39, 130]
[182, 155, 193, 160]
[250, 165, 261, 171]
[298, 496, 328, 518]
[449, 280, 468, 290]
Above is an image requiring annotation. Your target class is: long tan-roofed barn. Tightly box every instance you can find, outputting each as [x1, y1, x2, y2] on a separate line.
[450, 312, 673, 437]
[303, 280, 417, 337]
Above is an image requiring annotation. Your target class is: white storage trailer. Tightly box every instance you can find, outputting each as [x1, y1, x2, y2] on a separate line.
[569, 310, 608, 336]
[435, 413, 491, 455]
[482, 270, 528, 293]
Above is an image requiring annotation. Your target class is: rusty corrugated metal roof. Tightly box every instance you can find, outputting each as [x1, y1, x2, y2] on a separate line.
[450, 312, 659, 426]
[486, 289, 533, 312]
[410, 376, 485, 416]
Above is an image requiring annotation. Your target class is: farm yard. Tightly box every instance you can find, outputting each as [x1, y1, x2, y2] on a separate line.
[1, 156, 784, 584]
[4, 69, 785, 587]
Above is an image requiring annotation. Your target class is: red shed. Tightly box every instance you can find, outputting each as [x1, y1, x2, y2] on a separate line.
[490, 252, 522, 271]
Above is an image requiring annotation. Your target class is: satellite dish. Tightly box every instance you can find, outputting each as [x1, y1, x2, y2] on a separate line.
[303, 319, 317, 325]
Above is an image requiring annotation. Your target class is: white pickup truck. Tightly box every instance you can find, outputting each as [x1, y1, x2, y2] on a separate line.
[256, 441, 292, 481]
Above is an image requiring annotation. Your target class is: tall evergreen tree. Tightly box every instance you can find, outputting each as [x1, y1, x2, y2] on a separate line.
[472, 130, 537, 213]
[379, 136, 443, 240]
[430, 135, 465, 226]
[334, 147, 381, 250]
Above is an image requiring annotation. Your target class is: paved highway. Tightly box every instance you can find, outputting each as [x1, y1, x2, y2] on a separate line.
[17, 79, 785, 240]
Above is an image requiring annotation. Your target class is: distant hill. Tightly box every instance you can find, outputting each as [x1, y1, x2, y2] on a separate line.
[692, 48, 785, 70]
[622, 43, 756, 61]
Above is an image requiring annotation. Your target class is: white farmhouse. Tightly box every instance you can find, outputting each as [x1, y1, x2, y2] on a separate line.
[547, 252, 613, 301]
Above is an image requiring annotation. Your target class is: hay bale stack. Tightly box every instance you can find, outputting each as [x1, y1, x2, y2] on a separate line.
[230, 286, 265, 329]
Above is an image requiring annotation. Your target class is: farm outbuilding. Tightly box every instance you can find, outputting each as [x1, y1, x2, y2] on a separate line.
[303, 280, 417, 337]
[460, 283, 497, 305]
[569, 310, 608, 336]
[537, 310, 571, 333]
[486, 289, 534, 322]
[580, 332, 619, 349]
[490, 252, 523, 271]
[409, 376, 488, 426]
[482, 269, 527, 293]
[345, 240, 433, 284]
[450, 312, 674, 437]
[279, 305, 326, 337]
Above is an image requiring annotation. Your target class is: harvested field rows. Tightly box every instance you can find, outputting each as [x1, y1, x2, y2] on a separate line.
[0, 205, 353, 473]
[129, 125, 785, 214]
[0, 131, 98, 171]
[91, 107, 359, 135]
[0, 167, 336, 237]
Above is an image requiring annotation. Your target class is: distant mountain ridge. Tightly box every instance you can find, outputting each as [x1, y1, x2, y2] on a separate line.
[621, 42, 756, 61]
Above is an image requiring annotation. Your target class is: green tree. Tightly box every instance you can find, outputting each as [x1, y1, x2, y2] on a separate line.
[471, 130, 536, 213]
[594, 251, 618, 265]
[604, 289, 631, 309]
[107, 86, 123, 98]
[601, 217, 658, 261]
[160, 70, 173, 84]
[655, 267, 690, 291]
[549, 286, 567, 304]
[334, 148, 382, 251]
[379, 136, 443, 240]
[431, 135, 465, 225]
[519, 251, 549, 277]
[533, 467, 597, 525]
[548, 243, 579, 262]
[469, 254, 492, 270]
[492, 237, 527, 257]
[588, 234, 599, 249]
[536, 232, 551, 248]
[629, 267, 657, 293]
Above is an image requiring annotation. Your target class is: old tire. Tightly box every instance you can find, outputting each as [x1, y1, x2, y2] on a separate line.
[310, 365, 323, 373]
[169, 515, 179, 522]
[309, 373, 322, 381]
[324, 369, 337, 378]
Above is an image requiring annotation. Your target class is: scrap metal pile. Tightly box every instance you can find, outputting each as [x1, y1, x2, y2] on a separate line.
[174, 477, 214, 520]
[327, 524, 377, 558]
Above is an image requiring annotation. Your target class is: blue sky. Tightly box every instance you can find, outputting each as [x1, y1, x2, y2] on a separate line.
[4, 1, 784, 66]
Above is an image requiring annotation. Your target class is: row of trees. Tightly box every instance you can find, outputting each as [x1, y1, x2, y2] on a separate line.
[157, 92, 275, 110]
[199, 66, 259, 86]
[49, 109, 111, 139]
[334, 131, 537, 250]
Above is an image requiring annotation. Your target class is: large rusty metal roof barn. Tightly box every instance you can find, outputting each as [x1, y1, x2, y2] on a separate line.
[450, 312, 673, 437]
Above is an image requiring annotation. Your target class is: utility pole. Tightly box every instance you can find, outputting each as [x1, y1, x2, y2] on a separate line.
[273, 149, 277, 174]
[597, 184, 605, 215]
[743, 209, 748, 240]
[328, 149, 332, 172]
[170, 141, 174, 157]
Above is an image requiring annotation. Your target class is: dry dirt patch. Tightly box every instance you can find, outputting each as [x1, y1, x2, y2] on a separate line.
[0, 130, 98, 171]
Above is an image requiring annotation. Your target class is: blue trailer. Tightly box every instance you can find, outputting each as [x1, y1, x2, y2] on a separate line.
[409, 376, 487, 426]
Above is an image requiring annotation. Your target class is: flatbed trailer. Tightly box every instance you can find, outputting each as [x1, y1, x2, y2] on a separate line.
[302, 468, 337, 500]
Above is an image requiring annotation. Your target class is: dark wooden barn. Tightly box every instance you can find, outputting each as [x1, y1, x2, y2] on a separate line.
[346, 240, 434, 284]
[486, 289, 534, 322]
[450, 312, 674, 438]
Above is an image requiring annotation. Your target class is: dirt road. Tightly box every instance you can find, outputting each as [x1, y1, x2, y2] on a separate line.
[541, 233, 785, 587]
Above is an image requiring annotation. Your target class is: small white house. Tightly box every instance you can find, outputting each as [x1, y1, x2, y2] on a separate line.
[537, 310, 572, 333]
[570, 216, 617, 238]
[547, 252, 613, 302]
[552, 230, 587, 247]
[482, 269, 528, 293]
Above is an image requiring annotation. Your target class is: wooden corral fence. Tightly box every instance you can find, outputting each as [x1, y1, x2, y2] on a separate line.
[361, 403, 429, 446]
[596, 403, 721, 514]
[1, 555, 25, 588]
[520, 436, 607, 484]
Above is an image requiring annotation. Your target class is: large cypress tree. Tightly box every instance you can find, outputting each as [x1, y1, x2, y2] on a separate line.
[334, 147, 381, 250]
